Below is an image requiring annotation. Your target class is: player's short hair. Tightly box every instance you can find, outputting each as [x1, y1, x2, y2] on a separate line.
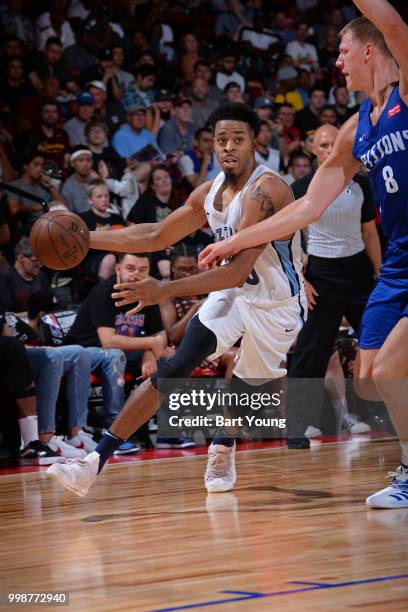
[208, 102, 260, 137]
[87, 178, 109, 198]
[340, 17, 392, 58]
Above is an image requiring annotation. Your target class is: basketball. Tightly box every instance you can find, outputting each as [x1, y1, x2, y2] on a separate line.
[29, 209, 90, 270]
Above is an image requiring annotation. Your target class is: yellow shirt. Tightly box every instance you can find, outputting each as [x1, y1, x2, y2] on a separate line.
[275, 91, 304, 112]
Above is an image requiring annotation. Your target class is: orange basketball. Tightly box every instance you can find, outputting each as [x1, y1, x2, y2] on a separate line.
[30, 209, 90, 270]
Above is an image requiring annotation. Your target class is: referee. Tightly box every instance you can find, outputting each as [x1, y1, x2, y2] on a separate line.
[286, 124, 382, 447]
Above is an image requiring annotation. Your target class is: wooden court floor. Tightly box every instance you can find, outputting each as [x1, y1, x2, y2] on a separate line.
[0, 439, 407, 611]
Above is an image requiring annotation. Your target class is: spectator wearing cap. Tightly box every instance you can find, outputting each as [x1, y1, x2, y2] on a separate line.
[61, 146, 97, 213]
[121, 65, 156, 113]
[149, 90, 173, 134]
[158, 97, 195, 156]
[112, 105, 160, 159]
[274, 66, 304, 112]
[64, 91, 95, 146]
[80, 48, 122, 102]
[86, 80, 124, 134]
[294, 87, 326, 139]
[253, 97, 281, 150]
[223, 81, 244, 103]
[189, 78, 218, 132]
[215, 53, 245, 93]
[192, 61, 223, 102]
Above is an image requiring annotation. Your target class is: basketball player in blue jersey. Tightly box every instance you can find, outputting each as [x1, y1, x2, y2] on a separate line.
[47, 102, 307, 497]
[200, 0, 408, 509]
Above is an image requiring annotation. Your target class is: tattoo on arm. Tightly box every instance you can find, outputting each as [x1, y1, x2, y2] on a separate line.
[249, 184, 276, 218]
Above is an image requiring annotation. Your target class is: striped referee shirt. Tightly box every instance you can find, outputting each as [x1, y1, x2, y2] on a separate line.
[292, 172, 377, 258]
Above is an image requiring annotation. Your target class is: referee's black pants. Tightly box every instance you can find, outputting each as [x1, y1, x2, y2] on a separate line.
[286, 251, 375, 436]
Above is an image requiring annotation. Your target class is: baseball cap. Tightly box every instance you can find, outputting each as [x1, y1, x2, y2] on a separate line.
[155, 89, 172, 102]
[86, 80, 107, 93]
[254, 96, 273, 109]
[173, 96, 192, 107]
[126, 104, 146, 114]
[276, 66, 298, 82]
[76, 91, 95, 105]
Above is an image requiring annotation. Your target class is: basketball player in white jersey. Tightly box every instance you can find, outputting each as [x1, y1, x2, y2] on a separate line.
[47, 102, 306, 497]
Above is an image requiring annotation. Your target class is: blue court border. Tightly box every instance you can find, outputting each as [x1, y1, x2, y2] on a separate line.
[149, 573, 408, 611]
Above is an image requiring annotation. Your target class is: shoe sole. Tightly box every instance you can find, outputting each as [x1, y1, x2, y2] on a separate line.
[46, 465, 89, 498]
[366, 498, 408, 509]
[206, 482, 236, 493]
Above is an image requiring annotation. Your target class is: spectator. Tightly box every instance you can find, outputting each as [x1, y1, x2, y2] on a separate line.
[8, 151, 65, 235]
[274, 66, 304, 112]
[19, 97, 70, 171]
[255, 121, 281, 172]
[285, 21, 319, 71]
[180, 33, 201, 83]
[0, 199, 11, 267]
[66, 253, 168, 453]
[61, 25, 97, 76]
[85, 80, 124, 134]
[283, 151, 312, 185]
[333, 85, 354, 126]
[79, 48, 122, 101]
[0, 56, 36, 120]
[215, 52, 245, 92]
[158, 97, 195, 155]
[276, 103, 302, 161]
[35, 3, 76, 51]
[111, 44, 134, 90]
[147, 89, 173, 135]
[79, 179, 126, 280]
[192, 60, 223, 102]
[128, 165, 178, 225]
[295, 87, 326, 138]
[61, 146, 96, 213]
[190, 78, 218, 132]
[0, 1, 34, 47]
[64, 90, 95, 146]
[178, 128, 220, 191]
[112, 105, 160, 159]
[85, 119, 125, 178]
[29, 36, 74, 93]
[121, 65, 156, 112]
[320, 105, 338, 126]
[0, 238, 49, 314]
[223, 81, 244, 103]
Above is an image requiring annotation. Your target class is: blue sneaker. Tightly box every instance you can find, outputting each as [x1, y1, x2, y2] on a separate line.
[113, 440, 140, 455]
[156, 437, 195, 449]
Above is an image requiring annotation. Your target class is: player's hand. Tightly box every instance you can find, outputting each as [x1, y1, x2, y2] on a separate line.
[198, 237, 239, 270]
[112, 277, 165, 314]
[304, 279, 319, 310]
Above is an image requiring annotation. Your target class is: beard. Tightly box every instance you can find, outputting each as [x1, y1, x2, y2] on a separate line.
[223, 171, 238, 187]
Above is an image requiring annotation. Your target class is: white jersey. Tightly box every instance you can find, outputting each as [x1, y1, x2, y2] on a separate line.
[204, 164, 304, 308]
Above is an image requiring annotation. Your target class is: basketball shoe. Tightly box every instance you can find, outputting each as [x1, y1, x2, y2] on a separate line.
[65, 430, 97, 453]
[46, 435, 87, 459]
[46, 451, 100, 497]
[19, 440, 65, 465]
[366, 465, 408, 508]
[205, 442, 236, 493]
[341, 413, 371, 434]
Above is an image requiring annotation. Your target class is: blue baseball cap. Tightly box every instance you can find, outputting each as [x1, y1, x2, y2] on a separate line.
[254, 96, 273, 109]
[76, 91, 95, 105]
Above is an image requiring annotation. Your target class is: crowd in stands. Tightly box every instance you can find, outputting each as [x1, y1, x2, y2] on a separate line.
[1, 0, 402, 464]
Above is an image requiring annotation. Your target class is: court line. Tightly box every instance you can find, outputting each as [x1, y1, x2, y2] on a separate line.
[148, 573, 408, 611]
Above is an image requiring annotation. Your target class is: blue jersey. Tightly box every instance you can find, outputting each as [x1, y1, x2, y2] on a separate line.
[353, 85, 408, 250]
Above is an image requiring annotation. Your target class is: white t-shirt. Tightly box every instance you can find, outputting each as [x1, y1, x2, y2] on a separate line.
[216, 71, 245, 93]
[285, 40, 318, 66]
[241, 28, 279, 51]
[255, 149, 281, 172]
[178, 154, 220, 181]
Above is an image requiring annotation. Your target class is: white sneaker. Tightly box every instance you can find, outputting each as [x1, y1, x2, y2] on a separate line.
[304, 425, 322, 438]
[65, 430, 97, 453]
[341, 413, 371, 434]
[205, 442, 236, 493]
[46, 435, 87, 459]
[366, 465, 408, 508]
[46, 451, 100, 497]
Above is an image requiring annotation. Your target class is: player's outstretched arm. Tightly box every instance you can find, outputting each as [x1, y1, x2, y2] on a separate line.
[89, 182, 210, 253]
[352, 1, 408, 91]
[199, 115, 360, 268]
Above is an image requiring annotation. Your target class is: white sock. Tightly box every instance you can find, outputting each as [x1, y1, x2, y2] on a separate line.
[18, 416, 39, 446]
[400, 441, 408, 467]
[332, 399, 348, 420]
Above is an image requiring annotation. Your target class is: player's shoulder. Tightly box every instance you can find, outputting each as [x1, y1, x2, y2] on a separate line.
[250, 169, 292, 197]
[188, 179, 215, 203]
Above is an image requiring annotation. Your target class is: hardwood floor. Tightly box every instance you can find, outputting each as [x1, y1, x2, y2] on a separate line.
[0, 439, 407, 611]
